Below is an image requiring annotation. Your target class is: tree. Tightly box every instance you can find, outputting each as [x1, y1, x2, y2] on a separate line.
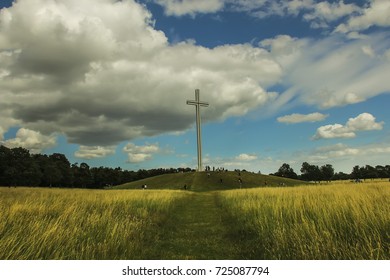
[49, 153, 71, 187]
[320, 164, 334, 182]
[375, 165, 388, 178]
[300, 162, 322, 182]
[274, 163, 298, 179]
[362, 165, 377, 179]
[0, 146, 12, 185]
[78, 162, 93, 188]
[351, 165, 362, 179]
[332, 172, 350, 180]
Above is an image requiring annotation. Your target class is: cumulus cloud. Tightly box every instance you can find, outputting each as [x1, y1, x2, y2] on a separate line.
[277, 112, 328, 124]
[74, 145, 116, 159]
[1, 128, 56, 153]
[346, 112, 384, 131]
[123, 143, 161, 163]
[0, 0, 278, 147]
[1, 0, 389, 157]
[313, 113, 384, 140]
[312, 124, 356, 140]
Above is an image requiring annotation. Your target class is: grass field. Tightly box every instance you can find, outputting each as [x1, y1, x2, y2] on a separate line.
[0, 187, 189, 259]
[0, 178, 389, 260]
[218, 182, 390, 259]
[114, 171, 304, 191]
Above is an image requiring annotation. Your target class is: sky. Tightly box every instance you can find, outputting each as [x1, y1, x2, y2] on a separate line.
[0, 0, 389, 174]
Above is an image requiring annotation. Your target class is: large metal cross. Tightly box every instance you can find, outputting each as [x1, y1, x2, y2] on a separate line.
[186, 89, 209, 172]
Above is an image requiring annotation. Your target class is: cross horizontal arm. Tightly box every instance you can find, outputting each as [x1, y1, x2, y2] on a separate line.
[186, 100, 209, 107]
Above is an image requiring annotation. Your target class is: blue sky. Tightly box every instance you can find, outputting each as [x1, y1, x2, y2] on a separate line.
[0, 0, 389, 174]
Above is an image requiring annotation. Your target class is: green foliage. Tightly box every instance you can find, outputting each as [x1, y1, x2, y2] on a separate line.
[273, 163, 298, 179]
[0, 145, 192, 188]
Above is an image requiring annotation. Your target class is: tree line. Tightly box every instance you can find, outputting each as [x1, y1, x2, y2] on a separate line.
[272, 162, 390, 182]
[2, 145, 389, 188]
[0, 145, 193, 188]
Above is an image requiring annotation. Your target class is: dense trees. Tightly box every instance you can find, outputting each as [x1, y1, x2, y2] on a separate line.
[1, 144, 389, 187]
[273, 163, 298, 179]
[0, 145, 193, 188]
[273, 162, 390, 182]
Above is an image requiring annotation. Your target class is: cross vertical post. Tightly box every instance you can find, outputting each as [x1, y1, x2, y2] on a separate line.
[186, 89, 209, 172]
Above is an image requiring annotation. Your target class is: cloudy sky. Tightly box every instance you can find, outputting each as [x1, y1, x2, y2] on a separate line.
[1, 0, 389, 174]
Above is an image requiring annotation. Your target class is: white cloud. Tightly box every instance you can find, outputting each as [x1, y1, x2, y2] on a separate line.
[303, 1, 361, 28]
[265, 33, 390, 110]
[306, 142, 390, 167]
[236, 153, 258, 161]
[277, 112, 328, 124]
[346, 112, 384, 131]
[312, 143, 360, 159]
[313, 113, 384, 140]
[74, 145, 115, 159]
[0, 0, 279, 147]
[260, 35, 308, 70]
[155, 0, 225, 16]
[203, 153, 273, 173]
[153, 0, 385, 35]
[362, 45, 376, 58]
[335, 0, 390, 33]
[226, 0, 361, 29]
[2, 128, 56, 153]
[313, 124, 356, 140]
[1, 0, 389, 152]
[123, 143, 161, 163]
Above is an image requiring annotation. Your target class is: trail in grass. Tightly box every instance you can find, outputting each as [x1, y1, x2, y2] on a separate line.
[149, 191, 241, 259]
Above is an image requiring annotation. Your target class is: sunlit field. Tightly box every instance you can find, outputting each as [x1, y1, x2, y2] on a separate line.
[1, 181, 389, 260]
[218, 181, 390, 259]
[0, 188, 189, 259]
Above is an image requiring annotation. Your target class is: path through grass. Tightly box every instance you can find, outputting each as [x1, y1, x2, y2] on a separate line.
[149, 192, 241, 259]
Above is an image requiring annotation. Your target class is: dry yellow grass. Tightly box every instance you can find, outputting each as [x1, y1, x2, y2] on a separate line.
[218, 181, 390, 259]
[0, 187, 188, 259]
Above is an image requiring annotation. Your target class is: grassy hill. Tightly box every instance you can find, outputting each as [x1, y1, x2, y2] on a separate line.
[112, 171, 306, 191]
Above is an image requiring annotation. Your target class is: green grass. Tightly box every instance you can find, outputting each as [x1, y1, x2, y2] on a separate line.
[1, 179, 389, 260]
[114, 171, 305, 191]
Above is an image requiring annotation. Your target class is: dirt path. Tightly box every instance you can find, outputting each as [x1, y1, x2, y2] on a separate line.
[149, 191, 241, 259]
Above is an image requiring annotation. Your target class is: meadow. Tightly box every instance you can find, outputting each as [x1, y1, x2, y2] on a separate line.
[0, 187, 189, 259]
[218, 181, 390, 259]
[0, 179, 389, 260]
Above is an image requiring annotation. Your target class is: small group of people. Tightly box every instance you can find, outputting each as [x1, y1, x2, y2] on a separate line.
[141, 184, 147, 190]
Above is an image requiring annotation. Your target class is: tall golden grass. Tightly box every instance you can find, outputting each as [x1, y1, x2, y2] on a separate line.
[0, 187, 188, 259]
[218, 182, 390, 259]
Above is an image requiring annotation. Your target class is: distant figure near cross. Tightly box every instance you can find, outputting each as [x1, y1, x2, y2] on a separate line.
[187, 89, 209, 172]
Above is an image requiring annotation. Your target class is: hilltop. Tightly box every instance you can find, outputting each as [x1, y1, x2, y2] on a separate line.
[112, 171, 305, 191]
